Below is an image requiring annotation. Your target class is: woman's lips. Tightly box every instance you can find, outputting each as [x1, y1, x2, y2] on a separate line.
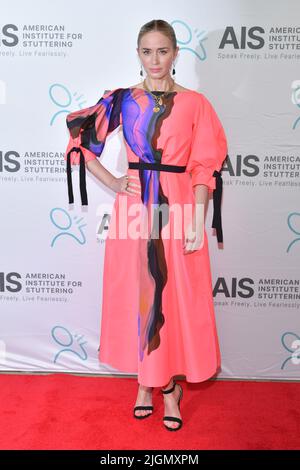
[150, 68, 161, 72]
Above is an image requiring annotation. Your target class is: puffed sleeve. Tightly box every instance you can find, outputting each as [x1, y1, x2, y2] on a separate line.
[64, 87, 123, 205]
[186, 93, 228, 243]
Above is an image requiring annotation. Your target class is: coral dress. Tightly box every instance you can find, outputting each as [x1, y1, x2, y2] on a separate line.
[64, 86, 228, 387]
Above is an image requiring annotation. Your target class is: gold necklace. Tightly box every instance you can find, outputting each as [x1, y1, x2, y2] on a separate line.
[143, 78, 175, 112]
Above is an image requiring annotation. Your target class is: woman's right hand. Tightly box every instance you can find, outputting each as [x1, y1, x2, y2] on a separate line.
[110, 174, 141, 196]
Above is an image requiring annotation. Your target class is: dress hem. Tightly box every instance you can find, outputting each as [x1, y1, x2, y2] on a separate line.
[98, 356, 221, 387]
[136, 368, 221, 387]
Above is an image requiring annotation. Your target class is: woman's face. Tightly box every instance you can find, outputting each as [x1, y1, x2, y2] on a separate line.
[137, 31, 178, 81]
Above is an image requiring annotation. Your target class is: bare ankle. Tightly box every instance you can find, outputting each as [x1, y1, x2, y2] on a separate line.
[139, 384, 153, 392]
[162, 378, 174, 391]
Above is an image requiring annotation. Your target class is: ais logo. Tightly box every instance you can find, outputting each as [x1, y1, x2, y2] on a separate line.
[0, 272, 22, 292]
[0, 24, 18, 47]
[220, 27, 265, 49]
[213, 278, 254, 298]
[0, 151, 20, 172]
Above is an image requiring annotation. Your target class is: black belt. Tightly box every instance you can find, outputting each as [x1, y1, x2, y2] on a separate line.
[129, 161, 223, 243]
[66, 146, 88, 205]
[128, 162, 187, 172]
[212, 170, 223, 243]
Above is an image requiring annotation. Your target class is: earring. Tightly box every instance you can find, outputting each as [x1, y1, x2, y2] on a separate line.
[172, 63, 176, 76]
[140, 64, 143, 76]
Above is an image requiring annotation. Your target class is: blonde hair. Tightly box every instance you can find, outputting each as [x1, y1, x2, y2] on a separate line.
[137, 19, 177, 50]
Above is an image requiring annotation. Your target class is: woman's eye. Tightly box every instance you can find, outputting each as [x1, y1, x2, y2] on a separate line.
[143, 50, 167, 54]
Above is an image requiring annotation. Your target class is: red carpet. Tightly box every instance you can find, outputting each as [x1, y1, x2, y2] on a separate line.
[0, 373, 298, 450]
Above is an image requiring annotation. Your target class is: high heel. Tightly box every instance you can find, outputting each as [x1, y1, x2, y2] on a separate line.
[133, 386, 154, 419]
[133, 404, 153, 419]
[161, 381, 183, 431]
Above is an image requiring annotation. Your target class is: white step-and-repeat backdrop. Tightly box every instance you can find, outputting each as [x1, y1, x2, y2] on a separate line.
[1, 0, 299, 380]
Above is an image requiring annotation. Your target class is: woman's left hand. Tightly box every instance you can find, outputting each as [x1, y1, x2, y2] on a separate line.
[183, 203, 205, 254]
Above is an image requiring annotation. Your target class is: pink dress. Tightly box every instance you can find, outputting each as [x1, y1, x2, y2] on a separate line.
[64, 87, 228, 387]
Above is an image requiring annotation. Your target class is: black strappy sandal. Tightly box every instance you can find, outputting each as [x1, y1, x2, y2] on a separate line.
[133, 404, 154, 419]
[133, 386, 154, 419]
[161, 381, 183, 431]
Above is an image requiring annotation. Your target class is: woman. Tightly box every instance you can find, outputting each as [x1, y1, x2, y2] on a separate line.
[64, 19, 227, 431]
